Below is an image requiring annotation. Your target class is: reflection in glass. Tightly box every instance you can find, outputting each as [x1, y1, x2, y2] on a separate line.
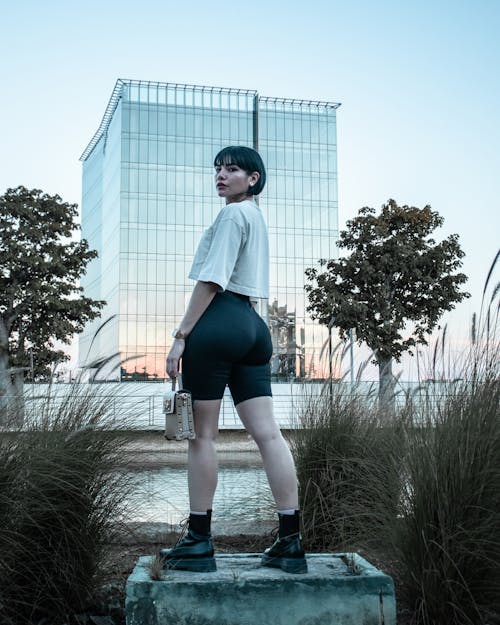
[269, 299, 299, 380]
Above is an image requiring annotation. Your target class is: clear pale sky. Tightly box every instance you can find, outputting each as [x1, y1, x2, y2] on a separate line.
[1, 0, 498, 377]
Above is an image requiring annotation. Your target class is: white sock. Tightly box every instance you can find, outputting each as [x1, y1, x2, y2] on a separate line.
[277, 509, 296, 515]
[190, 510, 208, 515]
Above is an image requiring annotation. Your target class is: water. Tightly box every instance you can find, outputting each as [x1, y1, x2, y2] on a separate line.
[124, 462, 275, 526]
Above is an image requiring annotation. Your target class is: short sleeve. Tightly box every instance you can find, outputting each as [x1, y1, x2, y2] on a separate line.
[196, 217, 245, 290]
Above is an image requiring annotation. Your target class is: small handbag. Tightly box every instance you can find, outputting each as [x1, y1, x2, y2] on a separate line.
[163, 377, 196, 441]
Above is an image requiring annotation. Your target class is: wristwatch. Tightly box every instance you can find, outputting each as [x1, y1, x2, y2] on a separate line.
[172, 328, 189, 339]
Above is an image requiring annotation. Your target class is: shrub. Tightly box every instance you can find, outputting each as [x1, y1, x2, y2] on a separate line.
[0, 384, 134, 625]
[395, 374, 499, 625]
[291, 382, 404, 551]
[389, 255, 500, 625]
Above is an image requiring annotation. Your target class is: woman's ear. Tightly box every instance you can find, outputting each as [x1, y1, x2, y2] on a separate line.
[249, 171, 260, 187]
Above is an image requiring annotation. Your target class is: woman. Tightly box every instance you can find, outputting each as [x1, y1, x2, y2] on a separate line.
[160, 146, 307, 574]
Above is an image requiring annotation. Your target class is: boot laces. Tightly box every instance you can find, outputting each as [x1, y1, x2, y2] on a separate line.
[173, 516, 189, 547]
[270, 525, 300, 541]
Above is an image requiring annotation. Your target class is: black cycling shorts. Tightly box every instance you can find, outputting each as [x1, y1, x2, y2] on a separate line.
[181, 290, 273, 405]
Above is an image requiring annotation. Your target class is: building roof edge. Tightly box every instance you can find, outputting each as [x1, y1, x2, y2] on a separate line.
[259, 96, 341, 109]
[80, 79, 125, 162]
[79, 79, 341, 162]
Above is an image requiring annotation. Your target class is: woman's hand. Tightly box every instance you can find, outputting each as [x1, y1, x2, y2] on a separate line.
[166, 338, 185, 379]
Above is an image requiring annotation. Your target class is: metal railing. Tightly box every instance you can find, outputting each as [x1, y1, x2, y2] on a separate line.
[1, 381, 462, 431]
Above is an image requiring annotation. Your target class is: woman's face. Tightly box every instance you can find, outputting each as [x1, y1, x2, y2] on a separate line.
[214, 162, 259, 204]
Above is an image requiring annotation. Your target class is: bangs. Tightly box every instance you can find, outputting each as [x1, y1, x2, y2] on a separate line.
[214, 146, 253, 171]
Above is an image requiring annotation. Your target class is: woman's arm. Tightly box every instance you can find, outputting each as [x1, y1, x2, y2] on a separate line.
[166, 280, 219, 378]
[176, 280, 219, 335]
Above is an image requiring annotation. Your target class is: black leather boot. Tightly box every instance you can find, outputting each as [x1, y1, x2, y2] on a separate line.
[261, 510, 308, 574]
[160, 510, 216, 572]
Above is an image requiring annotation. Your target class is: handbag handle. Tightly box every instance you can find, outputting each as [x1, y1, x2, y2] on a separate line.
[170, 374, 183, 391]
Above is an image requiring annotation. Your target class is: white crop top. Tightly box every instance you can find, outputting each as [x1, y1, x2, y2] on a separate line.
[188, 199, 269, 301]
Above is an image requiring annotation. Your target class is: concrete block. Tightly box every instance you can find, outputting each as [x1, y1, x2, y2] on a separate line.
[126, 553, 396, 625]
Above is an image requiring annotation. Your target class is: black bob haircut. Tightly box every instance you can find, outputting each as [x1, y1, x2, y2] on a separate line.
[214, 146, 266, 196]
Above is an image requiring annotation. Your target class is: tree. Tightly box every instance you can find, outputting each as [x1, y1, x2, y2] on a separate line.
[304, 199, 469, 405]
[0, 186, 104, 417]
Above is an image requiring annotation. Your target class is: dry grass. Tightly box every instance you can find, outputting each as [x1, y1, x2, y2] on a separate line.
[291, 383, 404, 552]
[0, 384, 136, 625]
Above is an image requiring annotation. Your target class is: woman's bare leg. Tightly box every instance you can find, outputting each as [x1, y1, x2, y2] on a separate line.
[236, 396, 299, 510]
[187, 399, 221, 511]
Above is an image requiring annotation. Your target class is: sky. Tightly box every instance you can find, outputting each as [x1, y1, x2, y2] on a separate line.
[1, 0, 499, 378]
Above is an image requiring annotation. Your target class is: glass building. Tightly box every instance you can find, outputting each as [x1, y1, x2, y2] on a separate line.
[79, 79, 340, 381]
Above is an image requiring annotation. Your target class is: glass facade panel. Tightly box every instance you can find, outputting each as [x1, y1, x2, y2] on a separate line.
[258, 97, 338, 379]
[80, 80, 339, 381]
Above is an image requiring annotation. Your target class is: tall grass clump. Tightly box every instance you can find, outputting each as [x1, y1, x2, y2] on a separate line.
[393, 255, 500, 625]
[0, 381, 135, 625]
[291, 377, 405, 551]
[396, 375, 499, 624]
